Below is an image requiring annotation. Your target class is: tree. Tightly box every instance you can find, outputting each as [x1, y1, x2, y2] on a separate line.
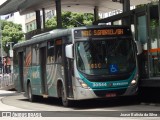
[45, 17, 57, 29]
[45, 12, 94, 29]
[0, 20, 24, 55]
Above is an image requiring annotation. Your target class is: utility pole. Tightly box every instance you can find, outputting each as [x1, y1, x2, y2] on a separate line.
[0, 15, 4, 87]
[6, 42, 14, 74]
[6, 42, 14, 57]
[0, 16, 3, 73]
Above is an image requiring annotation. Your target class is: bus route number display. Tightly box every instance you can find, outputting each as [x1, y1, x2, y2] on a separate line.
[74, 28, 129, 38]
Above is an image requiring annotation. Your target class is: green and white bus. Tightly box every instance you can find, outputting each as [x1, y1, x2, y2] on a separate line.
[13, 25, 139, 107]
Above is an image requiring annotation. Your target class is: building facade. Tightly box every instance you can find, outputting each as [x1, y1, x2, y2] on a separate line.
[4, 12, 26, 32]
[25, 10, 55, 33]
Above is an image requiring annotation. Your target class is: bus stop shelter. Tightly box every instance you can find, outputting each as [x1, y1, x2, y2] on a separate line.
[0, 0, 151, 29]
[0, 0, 157, 88]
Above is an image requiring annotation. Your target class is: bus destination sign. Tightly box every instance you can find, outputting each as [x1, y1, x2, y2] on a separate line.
[74, 28, 130, 38]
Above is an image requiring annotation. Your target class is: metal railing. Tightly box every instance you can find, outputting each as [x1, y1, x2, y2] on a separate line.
[0, 74, 14, 90]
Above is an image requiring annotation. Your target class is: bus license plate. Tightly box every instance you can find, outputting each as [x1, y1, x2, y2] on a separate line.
[106, 93, 116, 97]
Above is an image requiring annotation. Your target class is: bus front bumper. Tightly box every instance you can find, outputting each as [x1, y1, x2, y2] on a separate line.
[123, 84, 138, 96]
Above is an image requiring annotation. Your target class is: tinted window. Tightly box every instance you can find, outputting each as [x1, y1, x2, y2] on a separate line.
[25, 47, 31, 67]
[47, 41, 55, 64]
[55, 39, 62, 63]
[32, 45, 39, 65]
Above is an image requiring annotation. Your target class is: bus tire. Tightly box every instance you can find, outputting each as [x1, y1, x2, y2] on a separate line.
[27, 82, 37, 102]
[61, 85, 72, 107]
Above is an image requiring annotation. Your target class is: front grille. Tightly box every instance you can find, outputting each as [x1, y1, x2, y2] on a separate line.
[83, 73, 131, 82]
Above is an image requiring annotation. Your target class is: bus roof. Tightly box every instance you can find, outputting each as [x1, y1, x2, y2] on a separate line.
[13, 25, 130, 50]
[13, 28, 71, 49]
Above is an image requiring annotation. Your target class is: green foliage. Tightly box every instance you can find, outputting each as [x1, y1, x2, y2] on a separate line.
[150, 0, 158, 4]
[45, 12, 94, 29]
[150, 19, 159, 40]
[150, 19, 159, 28]
[136, 0, 158, 8]
[45, 17, 57, 29]
[0, 20, 24, 55]
[136, 4, 146, 8]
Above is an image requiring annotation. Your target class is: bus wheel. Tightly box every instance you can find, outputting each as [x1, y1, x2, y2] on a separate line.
[61, 85, 72, 107]
[27, 82, 36, 102]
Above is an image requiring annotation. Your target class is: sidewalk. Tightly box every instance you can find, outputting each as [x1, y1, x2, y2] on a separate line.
[0, 90, 29, 111]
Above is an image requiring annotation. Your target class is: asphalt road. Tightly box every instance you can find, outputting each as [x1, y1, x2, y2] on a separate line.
[1, 91, 160, 114]
[1, 90, 160, 119]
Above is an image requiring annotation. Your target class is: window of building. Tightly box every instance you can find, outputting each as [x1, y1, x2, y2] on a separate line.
[46, 11, 52, 19]
[26, 25, 29, 32]
[30, 24, 33, 31]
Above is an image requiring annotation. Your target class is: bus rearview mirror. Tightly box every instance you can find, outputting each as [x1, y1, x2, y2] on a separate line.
[65, 44, 73, 59]
[135, 41, 142, 55]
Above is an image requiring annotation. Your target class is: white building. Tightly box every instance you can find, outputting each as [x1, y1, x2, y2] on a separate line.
[3, 12, 26, 33]
[25, 10, 55, 33]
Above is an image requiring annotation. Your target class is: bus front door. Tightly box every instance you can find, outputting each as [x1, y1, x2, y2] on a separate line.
[63, 44, 74, 98]
[40, 47, 48, 95]
[66, 58, 74, 98]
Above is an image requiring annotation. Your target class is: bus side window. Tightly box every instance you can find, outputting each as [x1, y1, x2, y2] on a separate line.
[32, 45, 40, 65]
[55, 39, 62, 63]
[13, 50, 18, 66]
[25, 47, 32, 67]
[47, 41, 55, 64]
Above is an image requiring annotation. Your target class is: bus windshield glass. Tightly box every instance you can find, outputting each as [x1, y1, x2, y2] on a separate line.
[76, 38, 135, 75]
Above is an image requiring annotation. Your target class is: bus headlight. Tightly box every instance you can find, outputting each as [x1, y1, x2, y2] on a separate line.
[131, 79, 137, 85]
[77, 78, 89, 89]
[130, 74, 138, 85]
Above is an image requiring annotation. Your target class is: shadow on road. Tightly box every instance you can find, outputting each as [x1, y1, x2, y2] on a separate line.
[18, 95, 140, 110]
[139, 87, 160, 103]
[71, 96, 140, 110]
[3, 87, 160, 110]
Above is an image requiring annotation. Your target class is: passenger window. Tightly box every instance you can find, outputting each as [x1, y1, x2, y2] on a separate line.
[32, 44, 40, 65]
[25, 47, 32, 67]
[55, 39, 62, 63]
[47, 41, 55, 64]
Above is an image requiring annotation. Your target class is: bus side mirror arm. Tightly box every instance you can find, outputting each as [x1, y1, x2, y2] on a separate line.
[65, 44, 74, 59]
[135, 41, 142, 55]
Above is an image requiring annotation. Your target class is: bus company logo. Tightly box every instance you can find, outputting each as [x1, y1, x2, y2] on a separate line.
[112, 82, 128, 86]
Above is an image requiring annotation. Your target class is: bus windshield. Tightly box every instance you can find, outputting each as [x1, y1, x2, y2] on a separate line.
[76, 38, 136, 75]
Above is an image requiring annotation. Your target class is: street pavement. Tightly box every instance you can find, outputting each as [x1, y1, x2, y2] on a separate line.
[0, 90, 28, 111]
[0, 90, 159, 120]
[0, 90, 114, 120]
